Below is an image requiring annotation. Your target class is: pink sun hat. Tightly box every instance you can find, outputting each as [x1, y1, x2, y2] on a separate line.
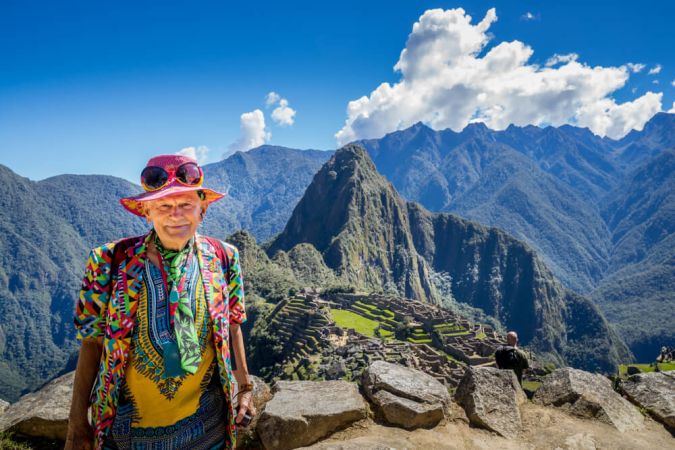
[120, 154, 226, 216]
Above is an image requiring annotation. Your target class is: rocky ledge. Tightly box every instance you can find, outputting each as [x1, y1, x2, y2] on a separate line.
[1, 364, 674, 449]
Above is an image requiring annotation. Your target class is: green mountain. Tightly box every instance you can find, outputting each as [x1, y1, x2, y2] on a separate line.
[592, 149, 675, 359]
[0, 166, 146, 401]
[266, 145, 630, 372]
[356, 122, 615, 294]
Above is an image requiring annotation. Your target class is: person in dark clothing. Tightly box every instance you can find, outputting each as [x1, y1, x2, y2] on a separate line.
[495, 331, 529, 385]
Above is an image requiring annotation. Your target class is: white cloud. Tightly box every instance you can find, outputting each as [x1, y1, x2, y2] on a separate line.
[672, 80, 675, 87]
[668, 102, 675, 114]
[648, 64, 662, 75]
[653, 79, 660, 85]
[227, 109, 270, 155]
[522, 12, 536, 21]
[335, 8, 663, 144]
[271, 98, 297, 126]
[625, 63, 645, 73]
[265, 91, 281, 106]
[177, 145, 209, 164]
[264, 91, 298, 126]
[545, 53, 579, 67]
[575, 92, 662, 138]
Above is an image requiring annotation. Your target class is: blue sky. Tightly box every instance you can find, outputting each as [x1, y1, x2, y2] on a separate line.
[1, 0, 673, 182]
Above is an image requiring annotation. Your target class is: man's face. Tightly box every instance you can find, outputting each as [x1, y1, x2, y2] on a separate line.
[144, 191, 204, 248]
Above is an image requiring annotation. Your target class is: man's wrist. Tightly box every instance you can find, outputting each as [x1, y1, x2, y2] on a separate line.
[238, 381, 254, 393]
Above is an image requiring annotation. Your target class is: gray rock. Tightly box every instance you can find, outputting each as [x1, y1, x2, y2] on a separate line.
[363, 360, 450, 406]
[362, 360, 450, 430]
[371, 389, 444, 429]
[621, 371, 675, 430]
[0, 371, 74, 441]
[256, 380, 368, 450]
[326, 360, 348, 379]
[0, 398, 9, 415]
[454, 367, 525, 438]
[533, 367, 644, 432]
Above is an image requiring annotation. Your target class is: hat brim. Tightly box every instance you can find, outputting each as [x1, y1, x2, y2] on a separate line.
[120, 185, 226, 216]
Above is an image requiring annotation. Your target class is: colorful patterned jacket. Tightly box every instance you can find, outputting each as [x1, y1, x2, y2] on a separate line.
[74, 231, 247, 450]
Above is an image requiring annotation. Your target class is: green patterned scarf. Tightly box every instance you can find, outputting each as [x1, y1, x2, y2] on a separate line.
[154, 232, 201, 375]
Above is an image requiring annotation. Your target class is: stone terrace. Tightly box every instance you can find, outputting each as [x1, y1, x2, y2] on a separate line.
[258, 289, 505, 388]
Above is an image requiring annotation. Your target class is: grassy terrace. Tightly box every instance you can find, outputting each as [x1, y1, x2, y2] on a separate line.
[407, 337, 433, 344]
[351, 303, 398, 327]
[407, 327, 432, 344]
[433, 323, 466, 332]
[619, 361, 675, 377]
[433, 323, 472, 338]
[330, 309, 383, 337]
[444, 352, 463, 364]
[355, 300, 395, 318]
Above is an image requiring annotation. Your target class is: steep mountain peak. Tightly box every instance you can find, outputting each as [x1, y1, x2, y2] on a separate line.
[644, 111, 675, 129]
[266, 143, 401, 256]
[614, 112, 675, 167]
[410, 121, 431, 131]
[330, 144, 380, 178]
[619, 112, 675, 144]
[459, 121, 493, 140]
[267, 143, 436, 301]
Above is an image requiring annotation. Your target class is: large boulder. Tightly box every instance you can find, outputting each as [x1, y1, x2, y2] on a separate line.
[362, 360, 450, 429]
[620, 371, 675, 431]
[533, 368, 644, 432]
[0, 398, 8, 415]
[256, 380, 368, 450]
[0, 371, 74, 441]
[454, 367, 525, 438]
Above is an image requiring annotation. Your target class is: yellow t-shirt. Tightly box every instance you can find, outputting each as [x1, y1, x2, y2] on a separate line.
[106, 258, 228, 448]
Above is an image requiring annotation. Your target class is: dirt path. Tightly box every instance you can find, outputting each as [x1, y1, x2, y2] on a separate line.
[300, 402, 675, 450]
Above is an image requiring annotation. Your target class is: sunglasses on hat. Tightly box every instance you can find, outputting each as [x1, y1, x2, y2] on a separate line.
[140, 162, 204, 192]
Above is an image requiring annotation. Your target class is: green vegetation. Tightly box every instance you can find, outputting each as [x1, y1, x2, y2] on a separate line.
[330, 309, 382, 337]
[522, 380, 543, 393]
[433, 322, 465, 332]
[444, 352, 462, 364]
[407, 337, 433, 344]
[618, 362, 675, 377]
[0, 433, 33, 450]
[321, 285, 356, 295]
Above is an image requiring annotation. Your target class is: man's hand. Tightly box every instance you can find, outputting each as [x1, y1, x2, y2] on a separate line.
[64, 419, 94, 450]
[235, 391, 257, 427]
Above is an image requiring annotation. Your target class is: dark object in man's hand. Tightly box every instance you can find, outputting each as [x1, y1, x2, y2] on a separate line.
[238, 411, 252, 427]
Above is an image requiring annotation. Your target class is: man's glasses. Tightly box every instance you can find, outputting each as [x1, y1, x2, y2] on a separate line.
[140, 162, 204, 192]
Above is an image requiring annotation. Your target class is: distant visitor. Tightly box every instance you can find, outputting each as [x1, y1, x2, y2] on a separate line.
[494, 331, 529, 385]
[66, 154, 255, 450]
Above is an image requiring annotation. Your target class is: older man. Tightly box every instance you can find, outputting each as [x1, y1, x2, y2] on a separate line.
[66, 154, 255, 450]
